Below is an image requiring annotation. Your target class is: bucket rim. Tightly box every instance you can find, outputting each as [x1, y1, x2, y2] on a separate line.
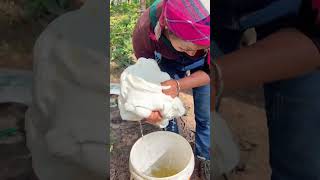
[129, 131, 194, 179]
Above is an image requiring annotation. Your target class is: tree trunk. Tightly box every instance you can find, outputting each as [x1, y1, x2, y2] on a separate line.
[140, 0, 146, 12]
[70, 0, 85, 9]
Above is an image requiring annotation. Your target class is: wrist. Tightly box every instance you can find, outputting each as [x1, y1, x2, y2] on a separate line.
[174, 79, 181, 96]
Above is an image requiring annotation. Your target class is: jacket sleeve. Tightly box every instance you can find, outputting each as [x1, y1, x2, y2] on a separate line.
[132, 9, 156, 59]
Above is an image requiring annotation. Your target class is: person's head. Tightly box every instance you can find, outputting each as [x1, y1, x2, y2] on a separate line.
[159, 0, 210, 57]
[164, 29, 209, 56]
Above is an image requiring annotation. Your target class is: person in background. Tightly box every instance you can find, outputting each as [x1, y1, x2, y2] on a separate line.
[211, 0, 320, 179]
[132, 0, 211, 179]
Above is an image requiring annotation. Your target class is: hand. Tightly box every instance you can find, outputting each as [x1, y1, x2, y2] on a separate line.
[161, 80, 179, 98]
[145, 111, 162, 124]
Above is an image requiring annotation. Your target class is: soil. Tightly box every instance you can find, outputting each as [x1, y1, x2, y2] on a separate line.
[0, 103, 38, 180]
[0, 1, 54, 179]
[219, 94, 271, 180]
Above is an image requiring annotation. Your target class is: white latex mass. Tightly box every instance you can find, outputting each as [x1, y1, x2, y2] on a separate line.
[118, 58, 185, 128]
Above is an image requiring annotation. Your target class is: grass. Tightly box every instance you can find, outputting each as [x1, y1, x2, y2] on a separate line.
[110, 3, 140, 70]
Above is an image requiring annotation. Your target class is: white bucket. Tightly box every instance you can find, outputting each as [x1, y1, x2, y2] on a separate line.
[212, 112, 240, 177]
[129, 131, 194, 180]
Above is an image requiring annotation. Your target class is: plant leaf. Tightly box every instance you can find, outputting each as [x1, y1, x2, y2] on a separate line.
[42, 0, 67, 15]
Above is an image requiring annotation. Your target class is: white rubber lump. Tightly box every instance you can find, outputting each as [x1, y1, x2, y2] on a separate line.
[118, 58, 186, 128]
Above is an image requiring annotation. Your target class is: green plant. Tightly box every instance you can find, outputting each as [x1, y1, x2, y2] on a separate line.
[110, 3, 140, 69]
[109, 130, 118, 153]
[146, 0, 155, 7]
[25, 0, 71, 18]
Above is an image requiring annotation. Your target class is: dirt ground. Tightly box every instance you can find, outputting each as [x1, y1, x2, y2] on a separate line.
[1, 1, 271, 180]
[0, 103, 38, 180]
[0, 1, 49, 179]
[219, 94, 271, 180]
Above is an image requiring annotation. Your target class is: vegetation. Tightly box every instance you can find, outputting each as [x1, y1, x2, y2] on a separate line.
[110, 2, 140, 69]
[25, 0, 71, 18]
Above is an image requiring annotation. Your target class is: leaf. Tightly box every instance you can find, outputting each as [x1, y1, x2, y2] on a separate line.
[111, 3, 139, 68]
[110, 144, 113, 152]
[57, 0, 70, 8]
[42, 0, 67, 15]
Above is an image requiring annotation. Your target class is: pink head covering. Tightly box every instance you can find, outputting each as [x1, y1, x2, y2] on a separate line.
[151, 0, 211, 64]
[163, 0, 210, 46]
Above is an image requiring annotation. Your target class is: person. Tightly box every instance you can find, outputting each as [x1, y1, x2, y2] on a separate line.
[211, 0, 320, 179]
[132, 0, 211, 179]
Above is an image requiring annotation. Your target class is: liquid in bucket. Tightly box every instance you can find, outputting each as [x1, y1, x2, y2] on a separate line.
[129, 131, 195, 180]
[144, 151, 181, 178]
[149, 165, 180, 178]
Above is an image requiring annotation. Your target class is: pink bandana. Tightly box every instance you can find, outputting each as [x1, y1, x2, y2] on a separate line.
[150, 0, 211, 64]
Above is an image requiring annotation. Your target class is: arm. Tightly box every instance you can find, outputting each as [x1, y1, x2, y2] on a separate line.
[160, 70, 210, 98]
[161, 58, 211, 98]
[217, 28, 320, 90]
[149, 70, 210, 122]
[178, 60, 211, 90]
[177, 70, 210, 90]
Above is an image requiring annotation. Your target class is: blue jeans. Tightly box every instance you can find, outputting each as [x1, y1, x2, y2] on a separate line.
[213, 0, 320, 178]
[157, 57, 211, 160]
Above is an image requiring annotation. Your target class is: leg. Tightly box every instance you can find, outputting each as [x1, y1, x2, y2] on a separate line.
[264, 70, 320, 180]
[193, 84, 211, 160]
